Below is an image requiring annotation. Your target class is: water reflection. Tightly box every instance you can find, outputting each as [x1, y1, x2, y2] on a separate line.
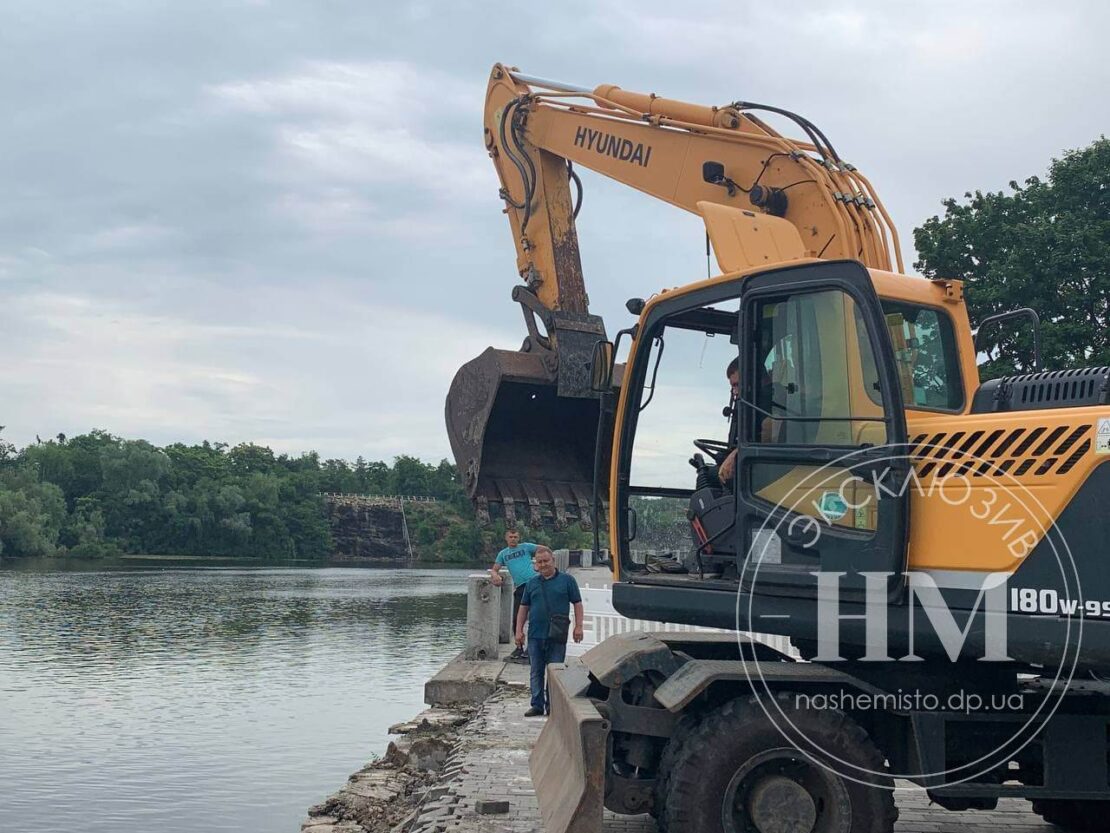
[0, 562, 470, 833]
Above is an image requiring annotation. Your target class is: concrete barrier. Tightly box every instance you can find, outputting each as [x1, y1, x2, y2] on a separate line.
[498, 572, 515, 644]
[465, 574, 500, 660]
[554, 549, 570, 572]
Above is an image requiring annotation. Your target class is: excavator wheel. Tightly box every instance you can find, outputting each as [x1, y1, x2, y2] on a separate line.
[661, 693, 897, 833]
[1031, 799, 1110, 831]
[651, 712, 701, 831]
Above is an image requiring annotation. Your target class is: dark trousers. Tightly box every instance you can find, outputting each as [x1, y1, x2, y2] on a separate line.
[527, 637, 567, 712]
[512, 584, 525, 643]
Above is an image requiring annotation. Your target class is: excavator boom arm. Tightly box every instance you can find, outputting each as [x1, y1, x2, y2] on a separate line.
[446, 64, 902, 526]
[486, 65, 902, 315]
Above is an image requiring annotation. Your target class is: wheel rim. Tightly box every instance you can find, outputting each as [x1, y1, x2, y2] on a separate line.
[722, 748, 852, 833]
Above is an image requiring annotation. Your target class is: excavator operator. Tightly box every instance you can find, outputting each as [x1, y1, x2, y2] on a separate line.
[715, 355, 779, 487]
[717, 358, 741, 486]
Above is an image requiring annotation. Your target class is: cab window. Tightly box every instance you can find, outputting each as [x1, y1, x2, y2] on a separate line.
[751, 288, 886, 446]
[879, 302, 963, 411]
[746, 287, 888, 533]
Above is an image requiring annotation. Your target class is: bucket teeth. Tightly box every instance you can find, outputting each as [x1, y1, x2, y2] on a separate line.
[475, 478, 605, 528]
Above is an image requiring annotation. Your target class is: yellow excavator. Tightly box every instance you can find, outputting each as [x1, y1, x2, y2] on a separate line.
[446, 65, 1110, 833]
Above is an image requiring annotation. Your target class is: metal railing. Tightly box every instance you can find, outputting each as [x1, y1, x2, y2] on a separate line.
[321, 493, 440, 504]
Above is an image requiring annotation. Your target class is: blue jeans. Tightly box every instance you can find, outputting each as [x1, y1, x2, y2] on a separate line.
[527, 637, 567, 712]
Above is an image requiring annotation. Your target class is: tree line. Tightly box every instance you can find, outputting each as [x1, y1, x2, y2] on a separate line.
[0, 429, 469, 560]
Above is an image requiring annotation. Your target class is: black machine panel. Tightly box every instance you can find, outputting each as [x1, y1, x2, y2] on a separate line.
[972, 367, 1110, 414]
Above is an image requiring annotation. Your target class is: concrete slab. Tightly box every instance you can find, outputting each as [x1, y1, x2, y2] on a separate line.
[389, 707, 470, 735]
[424, 652, 504, 707]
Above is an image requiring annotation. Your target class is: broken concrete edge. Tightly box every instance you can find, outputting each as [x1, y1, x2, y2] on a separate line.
[302, 653, 516, 833]
[422, 649, 509, 708]
[388, 707, 470, 736]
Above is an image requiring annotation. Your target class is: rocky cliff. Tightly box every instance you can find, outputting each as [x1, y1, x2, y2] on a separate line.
[324, 495, 412, 563]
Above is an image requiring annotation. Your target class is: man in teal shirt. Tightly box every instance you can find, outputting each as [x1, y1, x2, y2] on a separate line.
[490, 529, 538, 659]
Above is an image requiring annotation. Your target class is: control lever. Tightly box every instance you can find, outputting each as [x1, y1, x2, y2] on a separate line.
[690, 453, 721, 493]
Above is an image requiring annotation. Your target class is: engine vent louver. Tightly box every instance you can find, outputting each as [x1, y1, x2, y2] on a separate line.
[910, 424, 1092, 480]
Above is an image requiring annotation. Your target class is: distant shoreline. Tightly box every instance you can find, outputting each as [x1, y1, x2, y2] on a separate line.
[1, 553, 487, 570]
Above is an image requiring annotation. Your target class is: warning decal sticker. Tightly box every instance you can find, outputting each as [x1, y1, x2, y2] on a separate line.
[1097, 417, 1110, 455]
[816, 490, 848, 521]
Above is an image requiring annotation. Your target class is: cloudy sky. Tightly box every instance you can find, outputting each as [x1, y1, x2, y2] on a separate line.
[1, 1, 1106, 463]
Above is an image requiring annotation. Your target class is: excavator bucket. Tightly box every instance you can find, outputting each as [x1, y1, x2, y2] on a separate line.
[445, 345, 609, 527]
[530, 660, 609, 833]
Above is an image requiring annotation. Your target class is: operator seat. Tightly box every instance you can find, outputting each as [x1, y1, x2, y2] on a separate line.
[687, 453, 738, 572]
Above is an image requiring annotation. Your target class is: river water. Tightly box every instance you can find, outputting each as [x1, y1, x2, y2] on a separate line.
[0, 560, 470, 833]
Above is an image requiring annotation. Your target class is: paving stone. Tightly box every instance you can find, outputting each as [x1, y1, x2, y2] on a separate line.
[475, 799, 510, 814]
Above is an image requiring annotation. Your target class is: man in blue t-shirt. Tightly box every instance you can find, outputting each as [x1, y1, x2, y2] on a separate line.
[515, 546, 584, 717]
[490, 529, 538, 659]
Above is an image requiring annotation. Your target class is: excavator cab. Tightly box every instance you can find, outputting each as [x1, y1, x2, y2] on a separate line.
[610, 258, 911, 603]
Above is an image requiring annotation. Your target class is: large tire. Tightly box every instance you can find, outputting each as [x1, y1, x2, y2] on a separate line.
[652, 712, 700, 831]
[1031, 799, 1110, 831]
[661, 693, 897, 833]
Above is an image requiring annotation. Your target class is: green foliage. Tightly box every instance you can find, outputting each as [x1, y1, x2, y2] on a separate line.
[480, 519, 593, 557]
[63, 496, 119, 558]
[404, 503, 479, 563]
[0, 426, 16, 466]
[0, 426, 484, 562]
[0, 467, 67, 557]
[914, 138, 1110, 378]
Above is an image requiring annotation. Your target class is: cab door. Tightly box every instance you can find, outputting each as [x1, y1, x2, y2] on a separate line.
[734, 261, 909, 602]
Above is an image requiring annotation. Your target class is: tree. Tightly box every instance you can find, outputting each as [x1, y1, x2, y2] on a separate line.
[390, 455, 430, 495]
[0, 427, 16, 468]
[61, 431, 118, 500]
[23, 439, 75, 491]
[227, 443, 276, 475]
[0, 468, 66, 556]
[914, 138, 1110, 378]
[64, 497, 118, 558]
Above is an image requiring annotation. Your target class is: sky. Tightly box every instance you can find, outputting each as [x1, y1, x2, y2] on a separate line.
[1, 0, 1106, 464]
